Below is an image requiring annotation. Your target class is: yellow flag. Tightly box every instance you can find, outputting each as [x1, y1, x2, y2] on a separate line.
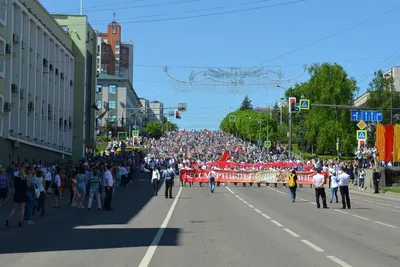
[375, 124, 385, 162]
[393, 125, 400, 162]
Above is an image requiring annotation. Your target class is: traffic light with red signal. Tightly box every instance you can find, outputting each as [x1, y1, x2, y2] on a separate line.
[288, 97, 299, 113]
[175, 110, 181, 119]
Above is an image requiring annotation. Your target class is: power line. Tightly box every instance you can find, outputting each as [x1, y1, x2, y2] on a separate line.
[61, 0, 305, 26]
[259, 4, 400, 65]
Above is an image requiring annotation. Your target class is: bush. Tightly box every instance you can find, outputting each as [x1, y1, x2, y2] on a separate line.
[97, 136, 111, 143]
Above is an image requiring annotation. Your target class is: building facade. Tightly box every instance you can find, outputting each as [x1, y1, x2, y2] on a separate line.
[96, 73, 141, 135]
[96, 19, 133, 86]
[0, 0, 76, 163]
[384, 66, 400, 92]
[52, 14, 98, 160]
[148, 101, 164, 122]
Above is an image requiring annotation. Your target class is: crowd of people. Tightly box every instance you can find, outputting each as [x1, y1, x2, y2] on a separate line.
[0, 129, 382, 227]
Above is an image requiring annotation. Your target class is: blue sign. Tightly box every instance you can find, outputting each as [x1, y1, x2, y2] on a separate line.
[351, 110, 382, 122]
[257, 140, 262, 145]
[264, 141, 271, 148]
[357, 130, 367, 141]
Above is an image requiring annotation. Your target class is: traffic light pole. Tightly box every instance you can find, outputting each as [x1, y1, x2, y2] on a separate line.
[288, 110, 292, 160]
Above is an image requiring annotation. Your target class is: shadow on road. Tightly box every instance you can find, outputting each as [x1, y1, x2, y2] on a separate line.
[0, 179, 183, 254]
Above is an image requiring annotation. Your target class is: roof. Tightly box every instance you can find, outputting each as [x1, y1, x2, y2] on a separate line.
[97, 73, 128, 80]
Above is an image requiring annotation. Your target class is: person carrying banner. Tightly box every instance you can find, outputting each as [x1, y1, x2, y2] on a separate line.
[209, 167, 216, 193]
[288, 169, 297, 202]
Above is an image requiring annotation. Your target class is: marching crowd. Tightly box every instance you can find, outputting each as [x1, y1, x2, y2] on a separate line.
[0, 129, 381, 227]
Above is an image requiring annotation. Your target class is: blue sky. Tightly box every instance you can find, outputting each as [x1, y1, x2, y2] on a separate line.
[41, 0, 400, 130]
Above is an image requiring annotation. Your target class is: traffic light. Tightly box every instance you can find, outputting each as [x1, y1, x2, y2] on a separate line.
[288, 97, 299, 113]
[175, 110, 181, 119]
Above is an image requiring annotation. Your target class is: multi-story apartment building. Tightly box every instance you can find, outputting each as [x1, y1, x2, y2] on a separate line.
[96, 73, 141, 135]
[53, 14, 98, 160]
[0, 0, 77, 163]
[96, 19, 133, 86]
[148, 101, 164, 122]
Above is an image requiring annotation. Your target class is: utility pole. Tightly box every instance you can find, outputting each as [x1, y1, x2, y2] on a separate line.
[288, 109, 292, 159]
[80, 0, 83, 15]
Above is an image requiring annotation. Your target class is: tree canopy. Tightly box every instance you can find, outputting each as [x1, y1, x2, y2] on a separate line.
[240, 95, 253, 111]
[144, 120, 178, 139]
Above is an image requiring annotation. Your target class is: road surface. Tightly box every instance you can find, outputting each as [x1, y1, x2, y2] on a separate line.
[0, 181, 399, 267]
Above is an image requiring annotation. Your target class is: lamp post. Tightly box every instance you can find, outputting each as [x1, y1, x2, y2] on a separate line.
[277, 85, 292, 158]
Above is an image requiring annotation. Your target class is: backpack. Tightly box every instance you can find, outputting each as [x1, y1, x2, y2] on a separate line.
[288, 174, 296, 187]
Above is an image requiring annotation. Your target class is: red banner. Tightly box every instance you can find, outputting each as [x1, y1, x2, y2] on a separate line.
[180, 169, 327, 184]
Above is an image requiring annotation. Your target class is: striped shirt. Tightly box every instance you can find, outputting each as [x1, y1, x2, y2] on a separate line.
[90, 176, 100, 191]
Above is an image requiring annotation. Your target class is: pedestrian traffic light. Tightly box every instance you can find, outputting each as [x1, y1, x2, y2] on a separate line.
[288, 97, 299, 113]
[175, 110, 181, 119]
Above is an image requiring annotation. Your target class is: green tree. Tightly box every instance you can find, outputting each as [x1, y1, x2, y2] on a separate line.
[285, 63, 359, 155]
[164, 121, 179, 132]
[144, 121, 163, 139]
[239, 95, 253, 111]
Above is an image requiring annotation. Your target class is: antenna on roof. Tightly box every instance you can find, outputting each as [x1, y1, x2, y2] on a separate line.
[80, 0, 83, 15]
[113, 13, 116, 22]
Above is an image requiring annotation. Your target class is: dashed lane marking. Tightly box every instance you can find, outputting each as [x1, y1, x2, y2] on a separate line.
[326, 256, 353, 267]
[376, 202, 391, 207]
[254, 208, 262, 213]
[352, 214, 370, 221]
[333, 209, 348, 215]
[243, 201, 249, 204]
[268, 187, 288, 195]
[248, 204, 254, 208]
[363, 199, 373, 203]
[284, 228, 300, 237]
[374, 221, 398, 229]
[261, 213, 272, 219]
[301, 239, 324, 252]
[270, 220, 283, 227]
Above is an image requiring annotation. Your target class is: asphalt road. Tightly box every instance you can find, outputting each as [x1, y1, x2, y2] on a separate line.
[1, 181, 400, 267]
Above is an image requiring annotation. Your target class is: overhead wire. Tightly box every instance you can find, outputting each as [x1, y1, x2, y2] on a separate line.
[259, 4, 400, 65]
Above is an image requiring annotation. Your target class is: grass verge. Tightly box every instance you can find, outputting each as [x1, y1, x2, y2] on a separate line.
[381, 187, 400, 194]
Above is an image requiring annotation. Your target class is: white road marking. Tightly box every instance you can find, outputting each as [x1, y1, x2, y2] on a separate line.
[268, 187, 287, 195]
[254, 208, 262, 213]
[270, 220, 283, 227]
[225, 187, 234, 194]
[238, 197, 243, 201]
[284, 228, 300, 237]
[333, 209, 348, 214]
[235, 195, 240, 198]
[301, 239, 324, 252]
[352, 214, 370, 221]
[374, 221, 398, 229]
[298, 198, 307, 201]
[261, 213, 271, 219]
[376, 202, 390, 207]
[138, 187, 183, 267]
[363, 199, 373, 203]
[248, 204, 254, 208]
[243, 201, 248, 204]
[308, 202, 315, 205]
[327, 256, 352, 267]
[394, 206, 400, 209]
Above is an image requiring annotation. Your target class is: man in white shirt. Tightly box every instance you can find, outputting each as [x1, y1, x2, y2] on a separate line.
[103, 165, 114, 211]
[209, 167, 217, 193]
[338, 165, 351, 209]
[312, 168, 328, 209]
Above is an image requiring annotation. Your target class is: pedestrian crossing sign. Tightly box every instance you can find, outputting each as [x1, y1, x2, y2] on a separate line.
[264, 141, 271, 148]
[356, 130, 367, 141]
[132, 130, 140, 137]
[299, 99, 310, 110]
[117, 132, 128, 141]
[229, 115, 236, 122]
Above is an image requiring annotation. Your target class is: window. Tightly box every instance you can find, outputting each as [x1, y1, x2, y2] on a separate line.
[121, 49, 128, 54]
[96, 100, 102, 109]
[112, 26, 116, 34]
[62, 27, 69, 33]
[109, 115, 116, 122]
[0, 4, 5, 27]
[108, 101, 116, 109]
[97, 118, 102, 126]
[0, 36, 5, 78]
[96, 84, 102, 94]
[109, 85, 116, 94]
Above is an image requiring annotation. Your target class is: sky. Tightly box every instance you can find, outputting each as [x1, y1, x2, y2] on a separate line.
[40, 0, 400, 130]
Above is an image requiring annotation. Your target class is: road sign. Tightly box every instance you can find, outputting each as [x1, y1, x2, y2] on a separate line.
[264, 141, 271, 148]
[351, 110, 382, 122]
[132, 130, 139, 137]
[356, 130, 367, 141]
[357, 121, 366, 130]
[117, 132, 127, 141]
[229, 115, 236, 122]
[257, 140, 262, 145]
[299, 99, 310, 110]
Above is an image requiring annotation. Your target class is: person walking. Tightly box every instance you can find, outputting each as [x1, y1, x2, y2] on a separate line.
[209, 167, 216, 193]
[312, 168, 328, 209]
[6, 165, 29, 227]
[288, 169, 297, 202]
[88, 169, 102, 210]
[163, 165, 174, 199]
[151, 165, 160, 196]
[103, 165, 114, 211]
[329, 170, 339, 204]
[338, 165, 351, 209]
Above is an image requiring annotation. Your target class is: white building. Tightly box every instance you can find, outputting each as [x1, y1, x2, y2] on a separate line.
[384, 66, 400, 92]
[148, 101, 163, 122]
[0, 0, 75, 162]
